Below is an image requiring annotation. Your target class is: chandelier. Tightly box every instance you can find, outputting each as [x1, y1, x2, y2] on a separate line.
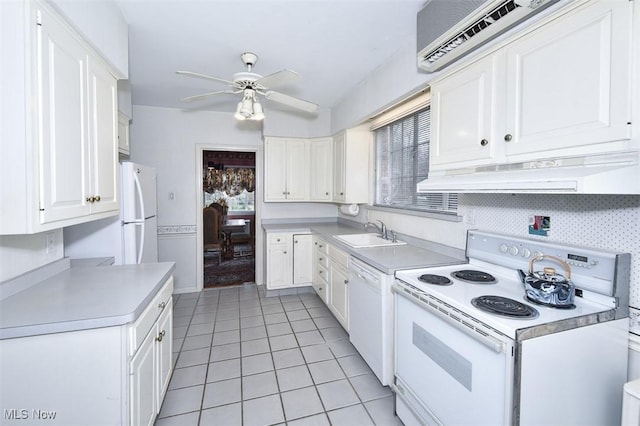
[204, 167, 255, 195]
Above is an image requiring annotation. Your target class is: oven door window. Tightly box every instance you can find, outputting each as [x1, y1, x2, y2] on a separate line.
[395, 294, 514, 425]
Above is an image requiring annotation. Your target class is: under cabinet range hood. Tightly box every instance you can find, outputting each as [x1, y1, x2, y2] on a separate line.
[417, 0, 558, 72]
[417, 153, 640, 194]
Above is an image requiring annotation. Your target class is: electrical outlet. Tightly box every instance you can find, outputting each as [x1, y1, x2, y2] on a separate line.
[46, 232, 55, 254]
[466, 208, 475, 225]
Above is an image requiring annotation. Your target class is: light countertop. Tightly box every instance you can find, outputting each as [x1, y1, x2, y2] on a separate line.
[0, 261, 175, 339]
[263, 220, 465, 274]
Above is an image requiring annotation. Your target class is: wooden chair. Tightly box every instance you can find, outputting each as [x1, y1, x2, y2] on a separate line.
[203, 205, 225, 265]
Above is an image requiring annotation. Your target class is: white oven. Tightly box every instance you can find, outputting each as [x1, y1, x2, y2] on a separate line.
[392, 230, 631, 426]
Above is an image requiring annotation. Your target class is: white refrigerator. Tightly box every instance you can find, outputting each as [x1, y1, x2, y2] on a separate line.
[64, 162, 158, 264]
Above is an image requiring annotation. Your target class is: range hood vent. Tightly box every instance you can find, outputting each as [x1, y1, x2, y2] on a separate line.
[417, 0, 558, 72]
[417, 153, 640, 194]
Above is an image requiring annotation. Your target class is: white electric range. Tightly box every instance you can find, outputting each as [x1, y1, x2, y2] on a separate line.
[392, 230, 631, 426]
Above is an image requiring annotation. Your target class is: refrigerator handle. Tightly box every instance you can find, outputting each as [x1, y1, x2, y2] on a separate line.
[133, 167, 146, 221]
[137, 221, 146, 264]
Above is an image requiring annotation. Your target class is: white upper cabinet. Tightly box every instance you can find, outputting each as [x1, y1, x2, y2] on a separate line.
[332, 125, 370, 204]
[309, 138, 333, 201]
[429, 0, 633, 172]
[264, 138, 309, 202]
[0, 0, 120, 234]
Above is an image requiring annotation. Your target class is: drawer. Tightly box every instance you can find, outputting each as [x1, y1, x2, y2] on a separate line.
[268, 233, 290, 245]
[313, 281, 328, 303]
[316, 252, 328, 268]
[328, 245, 349, 268]
[315, 238, 328, 255]
[316, 264, 329, 285]
[130, 276, 174, 355]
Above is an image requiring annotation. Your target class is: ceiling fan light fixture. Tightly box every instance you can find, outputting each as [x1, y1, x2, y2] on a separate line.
[252, 101, 265, 121]
[234, 101, 247, 120]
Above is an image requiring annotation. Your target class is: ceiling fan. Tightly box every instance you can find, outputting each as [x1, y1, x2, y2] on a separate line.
[176, 52, 319, 120]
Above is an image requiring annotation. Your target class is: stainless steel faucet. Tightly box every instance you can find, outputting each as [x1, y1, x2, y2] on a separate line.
[364, 220, 388, 240]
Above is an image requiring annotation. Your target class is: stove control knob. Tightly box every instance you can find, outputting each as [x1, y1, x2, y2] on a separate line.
[521, 248, 531, 258]
[499, 244, 508, 253]
[508, 246, 519, 256]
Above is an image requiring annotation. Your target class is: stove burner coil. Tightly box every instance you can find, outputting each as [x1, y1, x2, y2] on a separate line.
[451, 269, 497, 284]
[418, 274, 453, 286]
[471, 295, 539, 319]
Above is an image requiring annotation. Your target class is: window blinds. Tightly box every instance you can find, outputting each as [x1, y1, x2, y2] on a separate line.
[374, 102, 457, 214]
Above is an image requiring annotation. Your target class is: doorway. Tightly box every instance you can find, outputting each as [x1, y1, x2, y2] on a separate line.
[202, 150, 256, 287]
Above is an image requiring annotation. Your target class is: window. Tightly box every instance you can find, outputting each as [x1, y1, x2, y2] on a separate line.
[374, 105, 457, 214]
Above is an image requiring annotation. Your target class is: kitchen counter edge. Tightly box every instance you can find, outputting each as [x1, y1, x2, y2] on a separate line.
[263, 221, 466, 274]
[0, 261, 176, 340]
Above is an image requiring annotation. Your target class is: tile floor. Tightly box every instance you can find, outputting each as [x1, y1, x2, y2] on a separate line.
[155, 284, 403, 426]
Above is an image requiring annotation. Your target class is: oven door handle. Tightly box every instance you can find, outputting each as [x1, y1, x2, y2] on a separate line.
[392, 283, 508, 354]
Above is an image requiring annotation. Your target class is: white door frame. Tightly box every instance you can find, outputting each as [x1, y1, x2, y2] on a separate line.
[195, 144, 263, 291]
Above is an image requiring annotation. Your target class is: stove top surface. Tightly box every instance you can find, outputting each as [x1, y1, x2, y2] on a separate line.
[395, 260, 612, 338]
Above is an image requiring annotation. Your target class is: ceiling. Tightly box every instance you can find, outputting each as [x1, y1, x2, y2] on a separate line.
[114, 0, 427, 117]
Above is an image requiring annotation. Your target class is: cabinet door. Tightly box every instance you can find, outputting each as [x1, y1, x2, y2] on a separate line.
[309, 138, 333, 201]
[266, 234, 292, 289]
[430, 53, 502, 169]
[293, 234, 313, 285]
[38, 7, 91, 224]
[332, 132, 346, 202]
[504, 0, 631, 158]
[329, 263, 349, 330]
[264, 138, 288, 201]
[130, 329, 157, 426]
[285, 140, 309, 200]
[156, 298, 173, 407]
[87, 56, 119, 214]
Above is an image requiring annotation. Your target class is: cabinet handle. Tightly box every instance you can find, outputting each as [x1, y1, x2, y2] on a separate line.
[284, 251, 287, 254]
[158, 301, 166, 309]
[504, 134, 513, 142]
[340, 192, 344, 195]
[480, 139, 488, 146]
[86, 196, 95, 203]
[287, 192, 291, 195]
[325, 192, 329, 195]
[156, 330, 166, 342]
[319, 257, 323, 261]
[319, 270, 323, 274]
[277, 238, 281, 242]
[318, 244, 323, 248]
[295, 240, 298, 244]
[344, 279, 349, 284]
[319, 287, 323, 291]
[282, 191, 287, 195]
[94, 195, 101, 202]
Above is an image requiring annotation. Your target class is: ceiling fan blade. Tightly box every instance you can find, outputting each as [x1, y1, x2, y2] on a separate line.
[176, 70, 233, 85]
[180, 90, 236, 103]
[255, 69, 300, 89]
[264, 90, 318, 113]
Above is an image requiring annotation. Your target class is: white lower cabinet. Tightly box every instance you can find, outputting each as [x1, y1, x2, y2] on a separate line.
[130, 294, 173, 426]
[312, 236, 330, 303]
[0, 276, 174, 426]
[327, 245, 350, 331]
[266, 232, 312, 289]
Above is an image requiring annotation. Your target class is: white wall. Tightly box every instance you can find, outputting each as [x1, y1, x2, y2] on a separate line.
[129, 106, 337, 292]
[0, 230, 64, 282]
[49, 0, 129, 78]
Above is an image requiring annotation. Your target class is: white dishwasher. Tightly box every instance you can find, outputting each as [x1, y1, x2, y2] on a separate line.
[348, 257, 394, 386]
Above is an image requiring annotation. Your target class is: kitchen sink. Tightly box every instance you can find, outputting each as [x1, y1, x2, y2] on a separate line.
[333, 233, 407, 248]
